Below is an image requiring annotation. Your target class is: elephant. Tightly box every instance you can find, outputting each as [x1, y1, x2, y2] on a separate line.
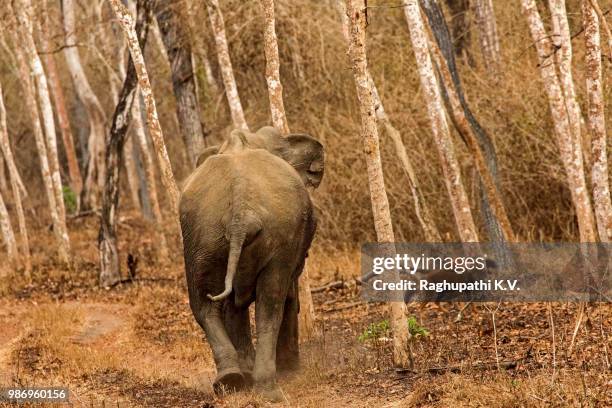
[179, 126, 324, 401]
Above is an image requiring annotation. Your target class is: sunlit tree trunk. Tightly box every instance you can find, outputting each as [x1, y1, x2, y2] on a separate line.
[109, 0, 181, 221]
[14, 0, 68, 224]
[155, 0, 206, 167]
[100, 0, 153, 287]
[549, 0, 589, 169]
[521, 0, 597, 243]
[9, 34, 71, 263]
[40, 0, 83, 205]
[10, 0, 71, 263]
[0, 188, 17, 262]
[473, 0, 500, 74]
[133, 92, 164, 227]
[583, 0, 612, 242]
[346, 0, 412, 368]
[337, 0, 441, 242]
[260, 0, 290, 134]
[206, 0, 249, 131]
[404, 0, 479, 243]
[0, 83, 30, 275]
[62, 0, 107, 209]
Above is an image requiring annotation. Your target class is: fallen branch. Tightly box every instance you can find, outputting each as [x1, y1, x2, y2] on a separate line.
[311, 280, 346, 293]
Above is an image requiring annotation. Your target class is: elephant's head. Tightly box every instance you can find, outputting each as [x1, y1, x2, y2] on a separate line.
[196, 126, 325, 188]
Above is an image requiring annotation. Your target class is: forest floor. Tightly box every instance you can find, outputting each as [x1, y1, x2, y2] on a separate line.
[0, 215, 610, 407]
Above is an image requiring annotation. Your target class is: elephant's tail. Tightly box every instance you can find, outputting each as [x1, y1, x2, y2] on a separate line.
[207, 204, 261, 302]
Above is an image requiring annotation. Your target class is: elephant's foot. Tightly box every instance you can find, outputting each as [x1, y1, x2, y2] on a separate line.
[213, 367, 246, 395]
[255, 383, 285, 403]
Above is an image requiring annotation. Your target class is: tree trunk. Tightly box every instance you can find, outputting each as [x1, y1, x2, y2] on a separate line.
[9, 2, 71, 263]
[14, 0, 68, 225]
[9, 33, 71, 263]
[445, 0, 474, 65]
[40, 0, 83, 205]
[0, 83, 31, 275]
[100, 0, 153, 288]
[260, 0, 290, 134]
[133, 93, 163, 225]
[109, 0, 181, 221]
[521, 0, 597, 243]
[473, 0, 500, 75]
[155, 0, 206, 167]
[206, 0, 249, 131]
[346, 0, 412, 369]
[403, 0, 479, 243]
[337, 0, 441, 242]
[582, 0, 612, 242]
[62, 0, 107, 209]
[0, 187, 17, 262]
[549, 0, 590, 170]
[0, 155, 6, 194]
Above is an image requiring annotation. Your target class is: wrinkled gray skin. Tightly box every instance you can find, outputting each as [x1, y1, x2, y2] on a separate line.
[180, 126, 324, 401]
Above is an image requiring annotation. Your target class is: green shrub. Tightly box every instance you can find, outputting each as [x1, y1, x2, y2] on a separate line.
[62, 186, 77, 214]
[358, 320, 390, 342]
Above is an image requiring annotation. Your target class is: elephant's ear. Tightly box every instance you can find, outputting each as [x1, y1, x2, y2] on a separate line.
[196, 145, 220, 167]
[285, 134, 325, 188]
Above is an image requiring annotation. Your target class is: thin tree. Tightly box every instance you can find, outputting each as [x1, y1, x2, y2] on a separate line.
[549, 0, 589, 168]
[337, 0, 441, 242]
[6, 32, 71, 263]
[346, 0, 412, 368]
[206, 0, 249, 131]
[473, 0, 500, 75]
[403, 0, 479, 243]
[583, 0, 612, 242]
[100, 0, 153, 287]
[13, 0, 68, 225]
[108, 0, 181, 219]
[0, 187, 17, 262]
[62, 0, 107, 209]
[40, 0, 83, 204]
[0, 83, 31, 275]
[261, 0, 290, 134]
[259, 0, 317, 340]
[521, 0, 597, 243]
[155, 0, 207, 167]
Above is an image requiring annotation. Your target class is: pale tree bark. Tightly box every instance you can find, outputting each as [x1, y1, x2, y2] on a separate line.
[62, 0, 107, 209]
[206, 0, 249, 131]
[346, 0, 412, 368]
[155, 0, 206, 167]
[14, 0, 68, 225]
[0, 83, 31, 275]
[473, 0, 500, 74]
[583, 0, 612, 242]
[337, 0, 441, 242]
[403, 0, 479, 243]
[260, 0, 290, 134]
[521, 0, 597, 243]
[0, 188, 17, 262]
[40, 0, 83, 204]
[109, 0, 181, 220]
[8, 33, 71, 263]
[133, 92, 165, 227]
[100, 0, 153, 287]
[549, 0, 590, 169]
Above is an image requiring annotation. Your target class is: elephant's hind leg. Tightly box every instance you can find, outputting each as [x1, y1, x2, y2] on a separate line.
[193, 299, 246, 394]
[224, 302, 255, 384]
[276, 279, 299, 372]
